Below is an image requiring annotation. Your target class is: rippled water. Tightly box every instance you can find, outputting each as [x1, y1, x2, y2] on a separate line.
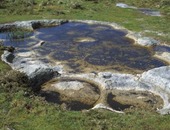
[0, 22, 167, 73]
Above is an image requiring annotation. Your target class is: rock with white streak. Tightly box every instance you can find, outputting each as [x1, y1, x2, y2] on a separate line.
[92, 103, 124, 114]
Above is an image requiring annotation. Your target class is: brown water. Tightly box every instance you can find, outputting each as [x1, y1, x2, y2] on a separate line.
[0, 22, 167, 73]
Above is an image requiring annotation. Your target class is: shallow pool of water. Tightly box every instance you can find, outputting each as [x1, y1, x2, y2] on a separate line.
[0, 22, 167, 73]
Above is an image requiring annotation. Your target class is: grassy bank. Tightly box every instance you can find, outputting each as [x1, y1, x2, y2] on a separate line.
[0, 0, 170, 130]
[0, 70, 170, 130]
[0, 0, 169, 44]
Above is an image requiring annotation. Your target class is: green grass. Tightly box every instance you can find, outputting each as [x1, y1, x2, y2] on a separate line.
[0, 0, 170, 130]
[1, 86, 170, 130]
[0, 46, 11, 73]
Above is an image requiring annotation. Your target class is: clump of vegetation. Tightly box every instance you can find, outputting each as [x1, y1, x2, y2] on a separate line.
[57, 0, 84, 9]
[4, 29, 33, 40]
[0, 70, 29, 90]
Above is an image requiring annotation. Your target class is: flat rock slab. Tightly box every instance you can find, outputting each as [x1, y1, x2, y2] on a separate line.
[62, 66, 170, 114]
[0, 19, 68, 31]
[0, 19, 169, 114]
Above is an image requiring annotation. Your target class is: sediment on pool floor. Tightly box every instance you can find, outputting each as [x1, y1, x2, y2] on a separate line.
[40, 78, 101, 111]
[107, 90, 164, 112]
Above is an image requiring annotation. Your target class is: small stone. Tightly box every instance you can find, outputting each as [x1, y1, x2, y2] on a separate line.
[74, 37, 96, 43]
[137, 37, 159, 46]
[102, 72, 112, 79]
[116, 3, 137, 9]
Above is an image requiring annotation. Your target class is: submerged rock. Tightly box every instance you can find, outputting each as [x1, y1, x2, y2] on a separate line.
[41, 78, 100, 111]
[52, 81, 85, 90]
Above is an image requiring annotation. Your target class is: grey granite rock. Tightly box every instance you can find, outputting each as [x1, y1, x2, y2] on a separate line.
[29, 67, 55, 91]
[116, 3, 161, 17]
[116, 3, 137, 9]
[137, 37, 159, 46]
[126, 32, 159, 47]
[1, 50, 61, 91]
[1, 51, 15, 63]
[140, 66, 170, 93]
[139, 8, 161, 16]
[0, 19, 68, 31]
[140, 66, 170, 114]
